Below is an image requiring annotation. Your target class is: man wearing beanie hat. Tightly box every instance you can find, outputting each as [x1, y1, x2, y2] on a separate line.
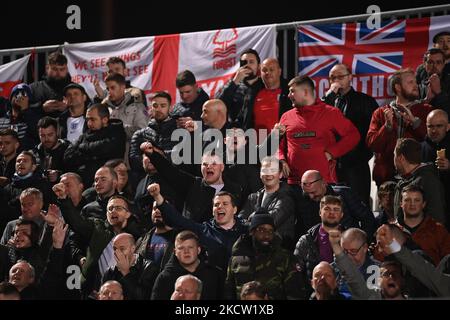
[225, 208, 306, 300]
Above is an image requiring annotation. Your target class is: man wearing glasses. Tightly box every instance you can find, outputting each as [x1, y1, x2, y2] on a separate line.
[53, 183, 143, 299]
[225, 210, 306, 300]
[322, 64, 379, 207]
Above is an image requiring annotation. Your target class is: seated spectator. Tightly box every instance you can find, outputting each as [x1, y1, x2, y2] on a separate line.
[239, 281, 269, 300]
[34, 116, 70, 184]
[374, 181, 397, 226]
[97, 280, 124, 300]
[170, 274, 202, 300]
[0, 84, 42, 150]
[294, 195, 346, 296]
[101, 233, 159, 300]
[330, 229, 406, 300]
[367, 68, 431, 186]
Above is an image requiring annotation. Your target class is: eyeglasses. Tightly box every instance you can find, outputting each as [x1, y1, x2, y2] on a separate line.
[343, 242, 365, 256]
[329, 74, 350, 81]
[107, 205, 128, 212]
[301, 178, 321, 187]
[255, 226, 274, 235]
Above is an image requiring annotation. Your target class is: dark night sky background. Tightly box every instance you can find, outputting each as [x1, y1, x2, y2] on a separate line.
[1, 0, 449, 50]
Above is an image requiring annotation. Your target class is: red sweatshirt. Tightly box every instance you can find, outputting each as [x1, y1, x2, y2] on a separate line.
[278, 99, 360, 184]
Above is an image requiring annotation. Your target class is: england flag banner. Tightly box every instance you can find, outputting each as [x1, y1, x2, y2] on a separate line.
[64, 25, 276, 104]
[298, 15, 450, 105]
[0, 55, 31, 99]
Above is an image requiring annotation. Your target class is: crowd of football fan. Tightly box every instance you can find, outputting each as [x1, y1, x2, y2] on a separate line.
[0, 31, 450, 300]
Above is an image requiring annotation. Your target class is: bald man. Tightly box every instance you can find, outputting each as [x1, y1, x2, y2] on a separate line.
[310, 262, 345, 300]
[201, 99, 228, 130]
[101, 233, 159, 300]
[322, 63, 378, 206]
[421, 109, 450, 228]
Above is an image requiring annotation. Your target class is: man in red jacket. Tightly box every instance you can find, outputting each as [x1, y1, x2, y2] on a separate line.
[367, 68, 432, 186]
[277, 75, 360, 185]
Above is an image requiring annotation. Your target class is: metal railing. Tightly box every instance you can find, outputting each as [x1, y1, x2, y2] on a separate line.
[0, 4, 449, 83]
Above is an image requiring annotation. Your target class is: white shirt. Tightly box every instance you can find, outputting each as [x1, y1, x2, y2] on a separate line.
[67, 116, 85, 143]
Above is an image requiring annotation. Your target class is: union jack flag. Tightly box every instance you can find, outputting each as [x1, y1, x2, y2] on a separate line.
[297, 17, 431, 100]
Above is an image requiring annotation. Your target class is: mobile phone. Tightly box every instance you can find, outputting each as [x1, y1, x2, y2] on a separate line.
[240, 59, 248, 67]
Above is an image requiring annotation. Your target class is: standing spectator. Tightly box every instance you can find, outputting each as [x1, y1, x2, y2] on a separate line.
[374, 181, 397, 226]
[418, 48, 450, 113]
[63, 103, 126, 187]
[216, 48, 262, 122]
[294, 195, 345, 295]
[129, 91, 177, 181]
[297, 170, 376, 240]
[102, 73, 149, 141]
[30, 51, 74, 118]
[367, 68, 432, 186]
[171, 70, 210, 127]
[393, 138, 446, 224]
[239, 156, 296, 250]
[94, 56, 147, 107]
[416, 31, 450, 84]
[421, 109, 450, 228]
[58, 83, 89, 143]
[278, 75, 360, 185]
[322, 63, 378, 206]
[34, 117, 70, 184]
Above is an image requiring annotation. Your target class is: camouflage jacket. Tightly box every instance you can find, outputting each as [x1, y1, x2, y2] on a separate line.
[225, 234, 306, 300]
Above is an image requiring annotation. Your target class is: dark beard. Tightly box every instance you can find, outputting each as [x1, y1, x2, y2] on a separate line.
[322, 221, 340, 229]
[252, 236, 272, 253]
[154, 220, 166, 228]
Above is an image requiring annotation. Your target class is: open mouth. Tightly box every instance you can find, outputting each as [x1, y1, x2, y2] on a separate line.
[216, 211, 226, 219]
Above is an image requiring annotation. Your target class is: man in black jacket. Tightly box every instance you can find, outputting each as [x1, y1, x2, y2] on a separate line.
[239, 156, 296, 250]
[101, 233, 159, 300]
[30, 51, 74, 118]
[297, 170, 377, 241]
[151, 230, 224, 300]
[34, 116, 70, 184]
[149, 183, 247, 272]
[322, 63, 378, 206]
[0, 129, 20, 187]
[63, 103, 126, 187]
[421, 109, 450, 228]
[216, 48, 262, 123]
[58, 83, 89, 143]
[141, 142, 243, 223]
[129, 91, 177, 181]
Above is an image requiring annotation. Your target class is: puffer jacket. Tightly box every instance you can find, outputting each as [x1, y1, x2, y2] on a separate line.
[103, 92, 149, 140]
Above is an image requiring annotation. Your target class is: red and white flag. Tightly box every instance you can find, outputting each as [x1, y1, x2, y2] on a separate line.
[0, 55, 30, 99]
[63, 25, 276, 104]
